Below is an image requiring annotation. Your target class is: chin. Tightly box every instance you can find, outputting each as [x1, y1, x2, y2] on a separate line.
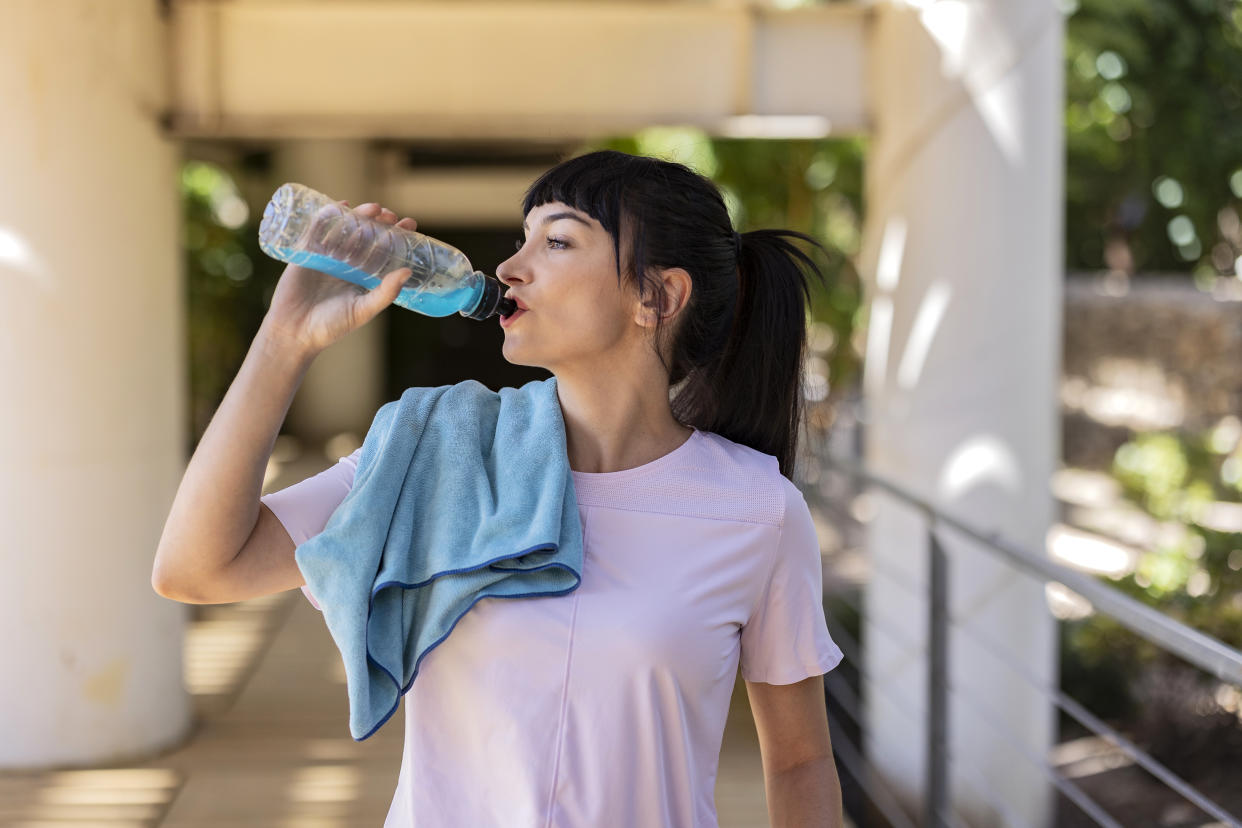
[500, 338, 541, 369]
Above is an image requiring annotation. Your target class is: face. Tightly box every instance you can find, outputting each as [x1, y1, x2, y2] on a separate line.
[495, 201, 646, 373]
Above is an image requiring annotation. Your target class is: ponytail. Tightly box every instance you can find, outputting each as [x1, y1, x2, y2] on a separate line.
[670, 228, 828, 478]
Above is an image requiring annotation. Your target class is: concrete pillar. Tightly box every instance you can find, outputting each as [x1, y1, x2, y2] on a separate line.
[857, 1, 1064, 824]
[0, 1, 189, 767]
[271, 140, 386, 452]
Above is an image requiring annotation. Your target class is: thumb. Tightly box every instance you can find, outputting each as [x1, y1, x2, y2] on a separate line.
[357, 268, 412, 322]
[375, 267, 413, 307]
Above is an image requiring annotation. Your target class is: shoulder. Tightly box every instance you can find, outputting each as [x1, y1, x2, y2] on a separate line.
[700, 427, 775, 471]
[391, 379, 492, 408]
[379, 379, 510, 427]
[698, 430, 808, 529]
[677, 430, 788, 526]
[381, 379, 552, 419]
[694, 429, 777, 472]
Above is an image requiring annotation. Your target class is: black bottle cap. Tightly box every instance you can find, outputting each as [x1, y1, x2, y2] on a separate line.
[462, 275, 517, 320]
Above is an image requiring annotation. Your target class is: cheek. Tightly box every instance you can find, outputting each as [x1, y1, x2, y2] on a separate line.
[508, 267, 633, 353]
[523, 298, 629, 354]
[575, 292, 632, 342]
[550, 306, 623, 349]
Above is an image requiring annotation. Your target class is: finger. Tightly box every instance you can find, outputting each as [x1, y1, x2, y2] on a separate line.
[373, 268, 413, 308]
[353, 267, 408, 321]
[395, 217, 418, 230]
[377, 207, 398, 224]
[353, 202, 381, 215]
[338, 199, 350, 207]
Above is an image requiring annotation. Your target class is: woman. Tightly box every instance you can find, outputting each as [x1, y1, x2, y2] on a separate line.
[153, 149, 846, 826]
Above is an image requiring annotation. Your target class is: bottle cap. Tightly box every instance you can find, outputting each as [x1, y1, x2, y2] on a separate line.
[462, 274, 517, 320]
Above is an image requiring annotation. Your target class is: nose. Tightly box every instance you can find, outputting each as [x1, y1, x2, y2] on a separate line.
[496, 248, 530, 290]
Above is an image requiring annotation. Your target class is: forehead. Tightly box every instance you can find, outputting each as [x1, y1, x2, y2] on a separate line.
[522, 202, 598, 232]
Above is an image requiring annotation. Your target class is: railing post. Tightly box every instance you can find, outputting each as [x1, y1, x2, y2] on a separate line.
[927, 525, 950, 827]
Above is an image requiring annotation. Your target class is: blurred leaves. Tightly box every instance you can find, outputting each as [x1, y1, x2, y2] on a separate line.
[182, 161, 276, 451]
[1062, 419, 1242, 730]
[1109, 426, 1242, 624]
[1064, 0, 1242, 282]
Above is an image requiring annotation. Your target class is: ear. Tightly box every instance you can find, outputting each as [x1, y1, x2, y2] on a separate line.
[634, 266, 693, 329]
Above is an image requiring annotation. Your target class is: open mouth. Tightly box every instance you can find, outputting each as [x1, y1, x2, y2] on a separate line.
[499, 307, 527, 327]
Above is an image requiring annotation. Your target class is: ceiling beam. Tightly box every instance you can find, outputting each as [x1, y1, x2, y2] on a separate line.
[167, 1, 871, 140]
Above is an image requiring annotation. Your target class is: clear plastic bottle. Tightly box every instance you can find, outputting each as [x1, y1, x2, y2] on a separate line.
[258, 182, 515, 320]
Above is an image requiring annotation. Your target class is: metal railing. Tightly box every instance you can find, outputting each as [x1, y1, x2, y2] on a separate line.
[796, 411, 1242, 828]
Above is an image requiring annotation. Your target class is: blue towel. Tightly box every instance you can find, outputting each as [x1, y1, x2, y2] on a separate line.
[293, 375, 584, 741]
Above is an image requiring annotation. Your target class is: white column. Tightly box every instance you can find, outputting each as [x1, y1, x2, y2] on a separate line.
[0, 1, 189, 767]
[857, 1, 1064, 824]
[272, 140, 385, 452]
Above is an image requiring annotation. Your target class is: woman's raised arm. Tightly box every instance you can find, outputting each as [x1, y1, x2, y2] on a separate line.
[151, 202, 417, 603]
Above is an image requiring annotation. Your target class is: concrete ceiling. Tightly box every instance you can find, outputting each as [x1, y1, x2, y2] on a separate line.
[167, 0, 871, 140]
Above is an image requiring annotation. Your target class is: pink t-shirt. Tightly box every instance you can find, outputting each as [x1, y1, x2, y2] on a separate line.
[261, 427, 843, 828]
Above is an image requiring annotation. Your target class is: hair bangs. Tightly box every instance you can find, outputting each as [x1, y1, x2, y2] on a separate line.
[521, 152, 652, 285]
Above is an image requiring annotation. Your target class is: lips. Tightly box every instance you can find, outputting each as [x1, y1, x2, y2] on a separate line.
[499, 307, 527, 328]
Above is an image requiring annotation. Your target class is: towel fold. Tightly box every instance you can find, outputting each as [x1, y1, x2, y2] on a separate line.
[294, 375, 584, 740]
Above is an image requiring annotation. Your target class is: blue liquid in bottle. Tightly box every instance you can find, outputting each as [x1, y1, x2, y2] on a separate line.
[258, 183, 504, 319]
[264, 246, 479, 318]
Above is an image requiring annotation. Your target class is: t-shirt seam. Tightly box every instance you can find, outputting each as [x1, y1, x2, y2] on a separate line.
[571, 499, 782, 526]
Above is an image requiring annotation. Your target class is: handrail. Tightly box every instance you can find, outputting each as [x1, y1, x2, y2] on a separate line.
[798, 429, 1242, 827]
[813, 449, 1242, 687]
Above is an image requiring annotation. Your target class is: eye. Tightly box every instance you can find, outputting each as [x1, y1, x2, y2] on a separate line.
[545, 236, 569, 250]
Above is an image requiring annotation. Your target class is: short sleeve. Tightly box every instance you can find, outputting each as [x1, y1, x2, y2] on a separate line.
[260, 448, 362, 610]
[739, 476, 845, 684]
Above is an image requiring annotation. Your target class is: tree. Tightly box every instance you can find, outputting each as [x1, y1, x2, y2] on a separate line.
[1064, 0, 1242, 282]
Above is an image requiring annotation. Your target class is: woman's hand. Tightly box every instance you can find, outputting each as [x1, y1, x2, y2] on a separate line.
[263, 201, 419, 357]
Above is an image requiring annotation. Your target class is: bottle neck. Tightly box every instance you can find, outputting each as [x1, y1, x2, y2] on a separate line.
[461, 271, 515, 320]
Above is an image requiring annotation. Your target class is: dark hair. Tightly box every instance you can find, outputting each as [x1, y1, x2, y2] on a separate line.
[521, 148, 829, 479]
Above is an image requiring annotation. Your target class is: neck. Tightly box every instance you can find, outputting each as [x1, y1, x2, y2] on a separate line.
[552, 369, 693, 474]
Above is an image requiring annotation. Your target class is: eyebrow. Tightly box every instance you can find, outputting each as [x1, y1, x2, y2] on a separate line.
[522, 211, 593, 232]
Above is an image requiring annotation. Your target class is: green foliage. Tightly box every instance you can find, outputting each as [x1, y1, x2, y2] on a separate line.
[1114, 427, 1242, 521]
[1061, 420, 1242, 721]
[1108, 427, 1242, 631]
[181, 161, 276, 450]
[1064, 0, 1242, 281]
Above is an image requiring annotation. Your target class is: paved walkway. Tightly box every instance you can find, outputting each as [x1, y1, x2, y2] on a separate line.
[0, 445, 849, 827]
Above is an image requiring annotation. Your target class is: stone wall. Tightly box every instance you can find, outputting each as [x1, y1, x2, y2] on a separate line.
[1062, 272, 1242, 469]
